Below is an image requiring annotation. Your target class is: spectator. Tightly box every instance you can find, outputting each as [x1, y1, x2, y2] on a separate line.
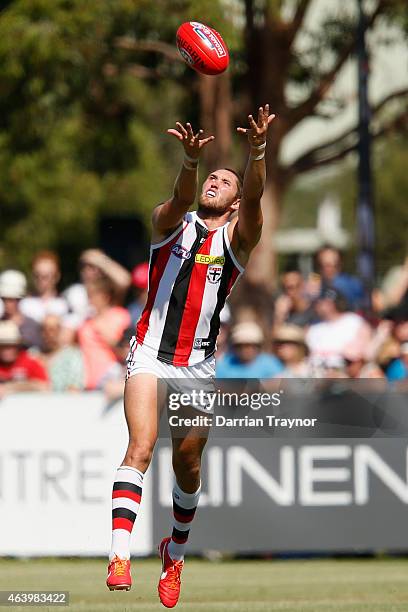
[20, 251, 68, 323]
[378, 254, 408, 311]
[128, 262, 149, 325]
[63, 248, 132, 329]
[386, 318, 408, 381]
[30, 314, 85, 392]
[273, 325, 311, 377]
[316, 246, 365, 310]
[306, 288, 372, 365]
[274, 270, 316, 328]
[398, 342, 408, 380]
[0, 270, 41, 348]
[78, 278, 131, 390]
[376, 336, 401, 377]
[342, 345, 384, 379]
[103, 326, 134, 403]
[0, 321, 49, 399]
[216, 321, 283, 378]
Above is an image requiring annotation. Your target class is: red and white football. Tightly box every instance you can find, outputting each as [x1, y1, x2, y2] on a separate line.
[176, 21, 229, 76]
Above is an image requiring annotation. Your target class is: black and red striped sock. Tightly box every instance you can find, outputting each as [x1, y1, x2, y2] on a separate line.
[167, 481, 201, 561]
[109, 465, 143, 561]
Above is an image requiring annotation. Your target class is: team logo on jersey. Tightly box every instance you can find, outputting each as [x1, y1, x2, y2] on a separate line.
[171, 244, 191, 259]
[195, 254, 225, 265]
[207, 265, 223, 284]
[193, 338, 212, 349]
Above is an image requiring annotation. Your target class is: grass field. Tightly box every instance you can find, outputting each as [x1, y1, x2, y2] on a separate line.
[1, 558, 408, 612]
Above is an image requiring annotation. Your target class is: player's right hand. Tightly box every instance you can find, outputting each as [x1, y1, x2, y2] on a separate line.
[167, 122, 215, 160]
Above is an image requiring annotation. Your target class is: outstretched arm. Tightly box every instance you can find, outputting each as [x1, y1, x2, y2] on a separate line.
[152, 122, 214, 238]
[231, 105, 275, 259]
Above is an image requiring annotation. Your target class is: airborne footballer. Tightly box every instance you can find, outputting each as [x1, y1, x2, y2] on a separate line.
[106, 105, 275, 607]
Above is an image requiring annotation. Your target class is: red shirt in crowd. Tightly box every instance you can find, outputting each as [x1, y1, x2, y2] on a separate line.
[0, 350, 49, 382]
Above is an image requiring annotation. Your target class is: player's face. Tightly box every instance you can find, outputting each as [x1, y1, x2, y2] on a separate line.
[199, 169, 239, 214]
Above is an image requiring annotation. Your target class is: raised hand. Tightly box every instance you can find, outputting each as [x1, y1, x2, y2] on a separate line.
[167, 122, 215, 161]
[237, 104, 275, 147]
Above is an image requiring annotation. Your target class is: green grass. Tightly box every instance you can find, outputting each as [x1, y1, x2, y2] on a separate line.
[0, 558, 408, 612]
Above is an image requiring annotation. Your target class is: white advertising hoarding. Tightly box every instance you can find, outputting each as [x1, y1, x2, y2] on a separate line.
[0, 393, 151, 556]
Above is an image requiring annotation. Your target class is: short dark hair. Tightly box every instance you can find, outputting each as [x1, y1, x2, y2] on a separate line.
[222, 168, 243, 199]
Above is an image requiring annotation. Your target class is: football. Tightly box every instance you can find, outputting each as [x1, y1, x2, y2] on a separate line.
[176, 21, 229, 75]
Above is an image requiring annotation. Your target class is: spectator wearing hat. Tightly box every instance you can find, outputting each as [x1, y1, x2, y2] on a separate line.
[0, 270, 42, 349]
[273, 325, 312, 378]
[128, 262, 149, 325]
[216, 321, 283, 378]
[20, 251, 68, 323]
[0, 321, 49, 399]
[306, 288, 372, 367]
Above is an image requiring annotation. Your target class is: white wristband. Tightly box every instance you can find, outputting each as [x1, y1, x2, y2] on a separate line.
[250, 152, 265, 161]
[184, 153, 199, 164]
[251, 142, 266, 151]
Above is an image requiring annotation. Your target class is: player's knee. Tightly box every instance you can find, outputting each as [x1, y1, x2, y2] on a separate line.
[124, 441, 154, 471]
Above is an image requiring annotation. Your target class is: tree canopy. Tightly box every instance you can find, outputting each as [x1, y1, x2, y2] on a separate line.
[0, 0, 407, 285]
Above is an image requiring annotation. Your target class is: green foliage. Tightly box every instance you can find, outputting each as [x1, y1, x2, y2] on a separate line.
[0, 0, 407, 282]
[0, 0, 188, 274]
[281, 135, 408, 278]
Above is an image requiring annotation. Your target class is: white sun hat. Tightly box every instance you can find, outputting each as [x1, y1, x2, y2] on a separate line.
[0, 270, 27, 299]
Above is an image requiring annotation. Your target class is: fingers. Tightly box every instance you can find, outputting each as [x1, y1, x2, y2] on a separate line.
[236, 127, 248, 134]
[199, 135, 215, 147]
[257, 104, 275, 127]
[176, 121, 188, 139]
[186, 122, 195, 139]
[167, 129, 183, 141]
[248, 114, 258, 131]
[263, 104, 270, 122]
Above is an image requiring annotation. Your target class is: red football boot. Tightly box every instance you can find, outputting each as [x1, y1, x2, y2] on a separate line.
[157, 537, 184, 608]
[106, 555, 132, 591]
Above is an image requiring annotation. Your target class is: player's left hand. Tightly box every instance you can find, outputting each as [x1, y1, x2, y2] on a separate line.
[237, 104, 275, 147]
[167, 122, 215, 160]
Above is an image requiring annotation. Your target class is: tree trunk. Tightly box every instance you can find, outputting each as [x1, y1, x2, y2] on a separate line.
[244, 177, 283, 291]
[198, 71, 232, 172]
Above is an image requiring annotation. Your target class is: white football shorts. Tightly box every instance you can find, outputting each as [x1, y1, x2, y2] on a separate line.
[125, 337, 216, 413]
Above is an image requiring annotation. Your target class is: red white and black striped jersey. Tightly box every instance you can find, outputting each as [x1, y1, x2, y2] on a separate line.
[136, 211, 244, 366]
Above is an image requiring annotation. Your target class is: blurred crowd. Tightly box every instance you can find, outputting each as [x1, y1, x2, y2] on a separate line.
[0, 245, 407, 401]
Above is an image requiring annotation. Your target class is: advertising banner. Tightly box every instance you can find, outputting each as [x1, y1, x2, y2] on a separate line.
[1, 388, 408, 556]
[0, 393, 151, 556]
